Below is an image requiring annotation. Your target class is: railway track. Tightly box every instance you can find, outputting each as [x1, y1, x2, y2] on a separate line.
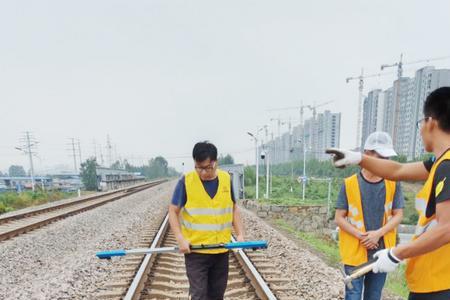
[97, 213, 294, 300]
[0, 179, 167, 242]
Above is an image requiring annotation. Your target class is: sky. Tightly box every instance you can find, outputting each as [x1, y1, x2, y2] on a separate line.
[1, 0, 450, 174]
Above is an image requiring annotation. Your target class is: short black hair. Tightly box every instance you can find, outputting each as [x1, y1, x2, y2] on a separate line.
[192, 141, 218, 162]
[424, 87, 450, 133]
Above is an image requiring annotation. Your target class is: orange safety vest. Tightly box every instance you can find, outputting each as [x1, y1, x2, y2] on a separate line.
[181, 169, 234, 254]
[406, 150, 450, 293]
[339, 174, 397, 266]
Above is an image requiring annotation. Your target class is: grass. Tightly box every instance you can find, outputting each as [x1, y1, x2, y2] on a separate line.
[385, 265, 409, 298]
[245, 176, 341, 206]
[274, 218, 341, 266]
[273, 218, 409, 299]
[0, 190, 78, 214]
[246, 175, 419, 225]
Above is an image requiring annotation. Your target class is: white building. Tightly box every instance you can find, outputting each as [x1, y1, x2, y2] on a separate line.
[261, 110, 341, 163]
[316, 110, 341, 160]
[395, 78, 415, 157]
[361, 89, 384, 148]
[360, 66, 450, 160]
[382, 87, 395, 134]
[413, 67, 450, 159]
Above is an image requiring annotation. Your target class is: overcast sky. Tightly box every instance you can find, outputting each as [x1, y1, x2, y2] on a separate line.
[1, 0, 450, 174]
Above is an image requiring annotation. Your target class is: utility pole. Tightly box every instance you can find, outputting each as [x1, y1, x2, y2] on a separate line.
[98, 144, 105, 166]
[98, 144, 105, 167]
[106, 135, 113, 167]
[269, 118, 288, 164]
[254, 135, 259, 200]
[92, 139, 98, 160]
[77, 139, 82, 166]
[302, 139, 306, 202]
[15, 131, 38, 192]
[327, 178, 332, 218]
[248, 127, 265, 200]
[68, 138, 78, 172]
[114, 144, 118, 166]
[265, 150, 269, 199]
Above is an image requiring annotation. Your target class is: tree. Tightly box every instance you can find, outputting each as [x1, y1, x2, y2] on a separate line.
[110, 160, 123, 170]
[218, 154, 234, 165]
[122, 158, 179, 178]
[244, 166, 255, 185]
[147, 156, 169, 178]
[9, 165, 26, 177]
[80, 158, 98, 191]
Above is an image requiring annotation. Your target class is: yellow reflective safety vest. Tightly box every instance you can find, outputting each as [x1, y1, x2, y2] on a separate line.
[339, 174, 397, 266]
[181, 169, 234, 254]
[406, 150, 450, 293]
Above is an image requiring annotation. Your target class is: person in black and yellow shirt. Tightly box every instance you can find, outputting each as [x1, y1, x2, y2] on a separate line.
[327, 87, 450, 300]
[168, 141, 245, 300]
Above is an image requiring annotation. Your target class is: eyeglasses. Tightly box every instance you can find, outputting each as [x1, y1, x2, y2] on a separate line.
[416, 117, 431, 130]
[195, 162, 216, 172]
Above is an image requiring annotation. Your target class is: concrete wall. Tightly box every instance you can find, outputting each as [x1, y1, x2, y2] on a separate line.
[240, 199, 329, 233]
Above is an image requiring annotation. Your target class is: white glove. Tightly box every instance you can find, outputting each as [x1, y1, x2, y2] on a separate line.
[325, 148, 362, 168]
[372, 249, 401, 273]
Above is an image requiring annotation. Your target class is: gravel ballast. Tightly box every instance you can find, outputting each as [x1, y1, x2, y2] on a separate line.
[1, 184, 404, 300]
[0, 181, 174, 300]
[240, 208, 345, 300]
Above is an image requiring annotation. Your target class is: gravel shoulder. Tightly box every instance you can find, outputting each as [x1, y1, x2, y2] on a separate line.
[240, 207, 345, 300]
[0, 181, 175, 300]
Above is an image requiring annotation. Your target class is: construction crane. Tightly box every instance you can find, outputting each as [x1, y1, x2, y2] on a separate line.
[346, 69, 394, 149]
[268, 101, 333, 198]
[381, 53, 450, 80]
[268, 100, 333, 135]
[305, 100, 333, 122]
[268, 101, 333, 151]
[380, 54, 450, 143]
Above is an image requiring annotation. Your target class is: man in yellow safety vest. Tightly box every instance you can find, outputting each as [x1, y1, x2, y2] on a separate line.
[169, 141, 245, 300]
[335, 131, 404, 300]
[327, 87, 450, 300]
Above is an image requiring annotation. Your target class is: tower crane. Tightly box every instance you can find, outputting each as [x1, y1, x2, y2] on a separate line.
[380, 54, 450, 143]
[381, 54, 450, 80]
[346, 69, 394, 149]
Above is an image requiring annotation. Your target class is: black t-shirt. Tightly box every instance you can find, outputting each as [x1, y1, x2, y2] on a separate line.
[422, 151, 450, 217]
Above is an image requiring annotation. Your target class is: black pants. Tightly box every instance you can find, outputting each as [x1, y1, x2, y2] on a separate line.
[184, 252, 229, 300]
[409, 289, 450, 300]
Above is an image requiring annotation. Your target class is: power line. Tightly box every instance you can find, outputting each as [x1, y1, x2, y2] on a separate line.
[15, 131, 38, 192]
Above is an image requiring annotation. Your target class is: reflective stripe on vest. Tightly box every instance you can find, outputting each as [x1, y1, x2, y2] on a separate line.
[181, 219, 233, 231]
[406, 151, 450, 293]
[181, 169, 234, 254]
[339, 174, 397, 266]
[183, 207, 234, 216]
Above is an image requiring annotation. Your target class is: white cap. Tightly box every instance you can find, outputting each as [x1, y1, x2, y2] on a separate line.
[363, 131, 397, 158]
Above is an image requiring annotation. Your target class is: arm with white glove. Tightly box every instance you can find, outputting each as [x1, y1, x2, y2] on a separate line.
[325, 148, 429, 181]
[372, 248, 402, 273]
[325, 148, 362, 168]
